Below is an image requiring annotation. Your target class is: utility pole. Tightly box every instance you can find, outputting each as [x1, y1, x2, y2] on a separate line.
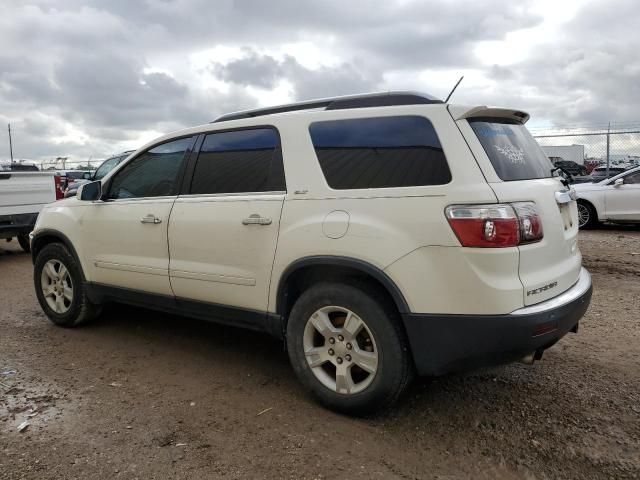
[8, 123, 14, 163]
[606, 122, 611, 179]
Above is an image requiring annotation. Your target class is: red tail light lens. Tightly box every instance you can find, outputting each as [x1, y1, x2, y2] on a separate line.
[445, 202, 543, 248]
[53, 175, 63, 200]
[512, 202, 544, 243]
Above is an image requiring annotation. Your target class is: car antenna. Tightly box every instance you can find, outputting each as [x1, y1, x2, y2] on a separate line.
[444, 75, 464, 103]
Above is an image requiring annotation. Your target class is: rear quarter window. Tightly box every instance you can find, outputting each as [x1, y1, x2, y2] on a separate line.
[469, 119, 553, 181]
[308, 116, 451, 189]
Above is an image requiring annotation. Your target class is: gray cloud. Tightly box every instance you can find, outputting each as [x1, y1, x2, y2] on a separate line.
[472, 0, 640, 125]
[0, 0, 638, 163]
[212, 50, 283, 90]
[211, 50, 379, 99]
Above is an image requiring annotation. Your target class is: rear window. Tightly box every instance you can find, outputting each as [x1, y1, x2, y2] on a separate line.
[309, 116, 451, 189]
[66, 171, 86, 179]
[469, 119, 553, 181]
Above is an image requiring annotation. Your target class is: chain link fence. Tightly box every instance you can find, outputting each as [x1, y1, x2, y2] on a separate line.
[532, 123, 640, 173]
[6, 124, 640, 174]
[2, 157, 99, 172]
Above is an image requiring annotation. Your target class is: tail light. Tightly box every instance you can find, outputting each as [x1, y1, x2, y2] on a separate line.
[512, 202, 544, 244]
[445, 202, 543, 248]
[53, 175, 63, 200]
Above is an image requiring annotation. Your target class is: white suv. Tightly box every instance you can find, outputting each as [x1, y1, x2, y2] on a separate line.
[30, 92, 592, 414]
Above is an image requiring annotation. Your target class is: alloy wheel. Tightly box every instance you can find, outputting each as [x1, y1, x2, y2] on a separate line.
[41, 259, 74, 314]
[577, 204, 590, 228]
[303, 306, 378, 395]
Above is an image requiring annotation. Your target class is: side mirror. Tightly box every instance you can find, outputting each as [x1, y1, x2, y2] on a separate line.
[77, 181, 102, 201]
[614, 178, 624, 187]
[82, 172, 92, 180]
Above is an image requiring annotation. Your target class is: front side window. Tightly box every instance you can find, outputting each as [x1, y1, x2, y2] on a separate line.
[94, 156, 123, 180]
[107, 137, 193, 199]
[308, 116, 451, 189]
[469, 119, 553, 181]
[190, 128, 285, 194]
[623, 171, 640, 184]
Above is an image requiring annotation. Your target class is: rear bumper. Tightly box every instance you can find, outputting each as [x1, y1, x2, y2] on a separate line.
[0, 213, 38, 239]
[402, 268, 592, 376]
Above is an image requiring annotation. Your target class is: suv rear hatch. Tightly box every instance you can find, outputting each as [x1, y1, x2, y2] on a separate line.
[451, 106, 582, 306]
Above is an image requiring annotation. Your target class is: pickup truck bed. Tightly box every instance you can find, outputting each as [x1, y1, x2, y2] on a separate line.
[0, 172, 57, 249]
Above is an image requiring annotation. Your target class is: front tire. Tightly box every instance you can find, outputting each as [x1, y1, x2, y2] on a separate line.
[286, 283, 412, 415]
[577, 201, 599, 229]
[34, 243, 101, 327]
[17, 234, 31, 253]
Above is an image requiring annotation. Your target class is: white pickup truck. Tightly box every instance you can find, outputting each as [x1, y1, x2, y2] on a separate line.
[0, 171, 59, 252]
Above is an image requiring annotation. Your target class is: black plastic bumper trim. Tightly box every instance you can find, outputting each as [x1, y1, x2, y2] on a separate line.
[402, 280, 593, 376]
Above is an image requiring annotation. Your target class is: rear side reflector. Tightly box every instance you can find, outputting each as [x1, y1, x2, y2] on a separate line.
[445, 202, 543, 248]
[532, 321, 558, 337]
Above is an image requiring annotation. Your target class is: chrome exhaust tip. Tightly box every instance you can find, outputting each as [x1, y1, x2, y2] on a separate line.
[519, 353, 536, 365]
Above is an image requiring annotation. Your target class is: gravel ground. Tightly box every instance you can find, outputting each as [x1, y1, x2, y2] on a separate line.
[1, 227, 639, 479]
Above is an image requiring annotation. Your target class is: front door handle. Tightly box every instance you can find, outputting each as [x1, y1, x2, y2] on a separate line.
[140, 214, 162, 224]
[242, 214, 272, 226]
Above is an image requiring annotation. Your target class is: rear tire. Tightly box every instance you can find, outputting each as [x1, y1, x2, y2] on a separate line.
[577, 201, 599, 229]
[286, 282, 413, 415]
[34, 243, 101, 327]
[17, 234, 30, 253]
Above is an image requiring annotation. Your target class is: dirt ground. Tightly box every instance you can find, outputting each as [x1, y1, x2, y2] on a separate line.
[1, 227, 639, 480]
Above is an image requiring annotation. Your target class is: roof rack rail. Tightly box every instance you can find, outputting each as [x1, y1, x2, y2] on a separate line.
[212, 91, 443, 123]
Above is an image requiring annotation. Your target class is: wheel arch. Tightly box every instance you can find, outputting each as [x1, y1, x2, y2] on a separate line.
[31, 229, 86, 280]
[276, 256, 410, 322]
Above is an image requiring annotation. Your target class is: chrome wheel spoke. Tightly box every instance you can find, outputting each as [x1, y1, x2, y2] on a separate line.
[305, 347, 328, 368]
[44, 262, 58, 280]
[309, 310, 336, 337]
[55, 294, 66, 313]
[352, 348, 378, 374]
[42, 283, 55, 297]
[335, 366, 354, 394]
[578, 205, 589, 226]
[63, 286, 73, 302]
[342, 311, 363, 338]
[58, 264, 69, 282]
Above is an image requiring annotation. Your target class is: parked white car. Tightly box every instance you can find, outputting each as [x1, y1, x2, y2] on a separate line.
[30, 92, 592, 414]
[574, 166, 640, 228]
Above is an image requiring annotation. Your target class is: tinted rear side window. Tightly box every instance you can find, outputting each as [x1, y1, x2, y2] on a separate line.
[309, 116, 451, 189]
[469, 119, 553, 181]
[191, 128, 285, 194]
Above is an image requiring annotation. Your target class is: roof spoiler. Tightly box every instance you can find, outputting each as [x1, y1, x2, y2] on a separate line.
[448, 105, 530, 124]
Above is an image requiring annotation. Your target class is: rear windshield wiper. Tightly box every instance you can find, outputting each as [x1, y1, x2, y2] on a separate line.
[551, 166, 573, 186]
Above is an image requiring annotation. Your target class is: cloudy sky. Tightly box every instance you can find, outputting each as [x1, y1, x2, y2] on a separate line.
[0, 0, 638, 165]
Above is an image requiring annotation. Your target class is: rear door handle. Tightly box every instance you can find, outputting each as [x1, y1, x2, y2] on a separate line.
[242, 214, 272, 226]
[140, 214, 162, 224]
